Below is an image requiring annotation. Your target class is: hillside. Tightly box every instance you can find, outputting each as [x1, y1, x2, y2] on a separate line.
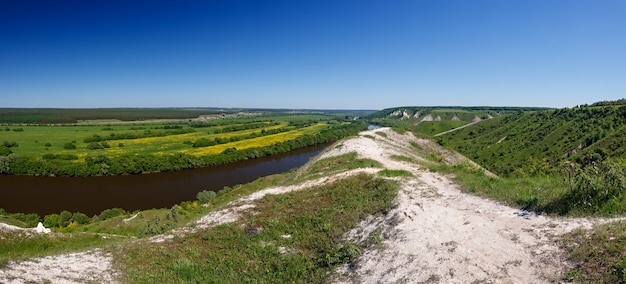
[368, 106, 547, 136]
[3, 127, 624, 283]
[437, 104, 626, 176]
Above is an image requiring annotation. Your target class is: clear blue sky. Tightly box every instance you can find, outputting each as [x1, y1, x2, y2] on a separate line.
[1, 0, 624, 110]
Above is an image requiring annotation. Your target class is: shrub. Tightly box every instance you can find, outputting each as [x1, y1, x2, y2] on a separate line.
[2, 141, 18, 148]
[44, 214, 60, 228]
[87, 142, 104, 150]
[72, 212, 90, 224]
[0, 146, 12, 156]
[59, 210, 72, 227]
[99, 208, 127, 220]
[10, 213, 40, 227]
[63, 142, 76, 149]
[167, 205, 179, 221]
[196, 190, 217, 203]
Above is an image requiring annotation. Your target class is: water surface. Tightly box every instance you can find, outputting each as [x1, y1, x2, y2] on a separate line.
[0, 144, 327, 216]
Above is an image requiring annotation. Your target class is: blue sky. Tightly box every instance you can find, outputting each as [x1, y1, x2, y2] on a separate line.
[1, 0, 624, 109]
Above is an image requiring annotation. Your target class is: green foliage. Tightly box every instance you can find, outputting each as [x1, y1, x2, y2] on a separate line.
[72, 212, 90, 225]
[3, 141, 18, 148]
[196, 190, 217, 203]
[0, 146, 12, 156]
[43, 214, 60, 228]
[9, 213, 39, 228]
[548, 161, 626, 215]
[59, 210, 72, 227]
[63, 142, 76, 149]
[98, 208, 127, 221]
[137, 216, 174, 237]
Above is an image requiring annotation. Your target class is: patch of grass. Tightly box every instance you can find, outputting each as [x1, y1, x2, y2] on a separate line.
[0, 231, 126, 262]
[375, 131, 387, 138]
[434, 163, 574, 215]
[561, 221, 626, 283]
[363, 134, 375, 140]
[305, 152, 382, 176]
[378, 169, 413, 177]
[410, 141, 423, 150]
[115, 174, 399, 283]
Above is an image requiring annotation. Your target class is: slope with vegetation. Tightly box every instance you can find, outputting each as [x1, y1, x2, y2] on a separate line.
[437, 103, 626, 176]
[368, 106, 546, 136]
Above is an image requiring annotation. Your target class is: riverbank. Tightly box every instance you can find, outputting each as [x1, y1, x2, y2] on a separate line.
[1, 127, 623, 283]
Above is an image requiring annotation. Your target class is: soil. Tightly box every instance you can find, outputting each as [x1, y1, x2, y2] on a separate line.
[1, 127, 619, 283]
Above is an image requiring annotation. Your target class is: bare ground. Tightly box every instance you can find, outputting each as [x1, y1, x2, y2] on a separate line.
[0, 127, 617, 283]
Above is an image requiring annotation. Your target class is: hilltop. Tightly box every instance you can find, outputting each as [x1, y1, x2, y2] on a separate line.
[3, 127, 622, 283]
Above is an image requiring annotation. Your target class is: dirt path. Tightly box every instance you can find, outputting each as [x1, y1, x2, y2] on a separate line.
[0, 127, 613, 283]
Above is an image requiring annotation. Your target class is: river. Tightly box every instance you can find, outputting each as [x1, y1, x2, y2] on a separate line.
[0, 144, 328, 217]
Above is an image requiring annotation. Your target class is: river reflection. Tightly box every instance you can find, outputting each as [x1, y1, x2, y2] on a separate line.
[0, 144, 327, 216]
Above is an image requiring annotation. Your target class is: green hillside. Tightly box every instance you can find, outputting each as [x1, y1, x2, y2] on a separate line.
[368, 106, 547, 136]
[437, 103, 626, 176]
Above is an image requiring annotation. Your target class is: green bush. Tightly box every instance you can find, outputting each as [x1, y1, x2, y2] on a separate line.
[0, 145, 12, 156]
[564, 161, 626, 213]
[44, 213, 60, 228]
[99, 208, 127, 220]
[72, 212, 90, 224]
[59, 210, 72, 227]
[196, 190, 217, 203]
[2, 141, 18, 148]
[63, 142, 76, 149]
[10, 212, 40, 227]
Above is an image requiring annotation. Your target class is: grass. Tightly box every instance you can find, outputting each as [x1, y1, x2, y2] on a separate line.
[378, 169, 413, 177]
[304, 152, 382, 177]
[0, 231, 127, 263]
[561, 221, 626, 283]
[114, 173, 399, 283]
[430, 163, 571, 214]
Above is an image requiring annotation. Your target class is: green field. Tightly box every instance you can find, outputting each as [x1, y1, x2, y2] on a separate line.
[0, 113, 367, 176]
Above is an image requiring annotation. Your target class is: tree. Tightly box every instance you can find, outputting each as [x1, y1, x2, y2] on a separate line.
[72, 212, 90, 224]
[59, 210, 72, 227]
[44, 213, 60, 228]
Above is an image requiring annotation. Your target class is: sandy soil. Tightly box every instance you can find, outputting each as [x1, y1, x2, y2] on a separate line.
[1, 127, 617, 283]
